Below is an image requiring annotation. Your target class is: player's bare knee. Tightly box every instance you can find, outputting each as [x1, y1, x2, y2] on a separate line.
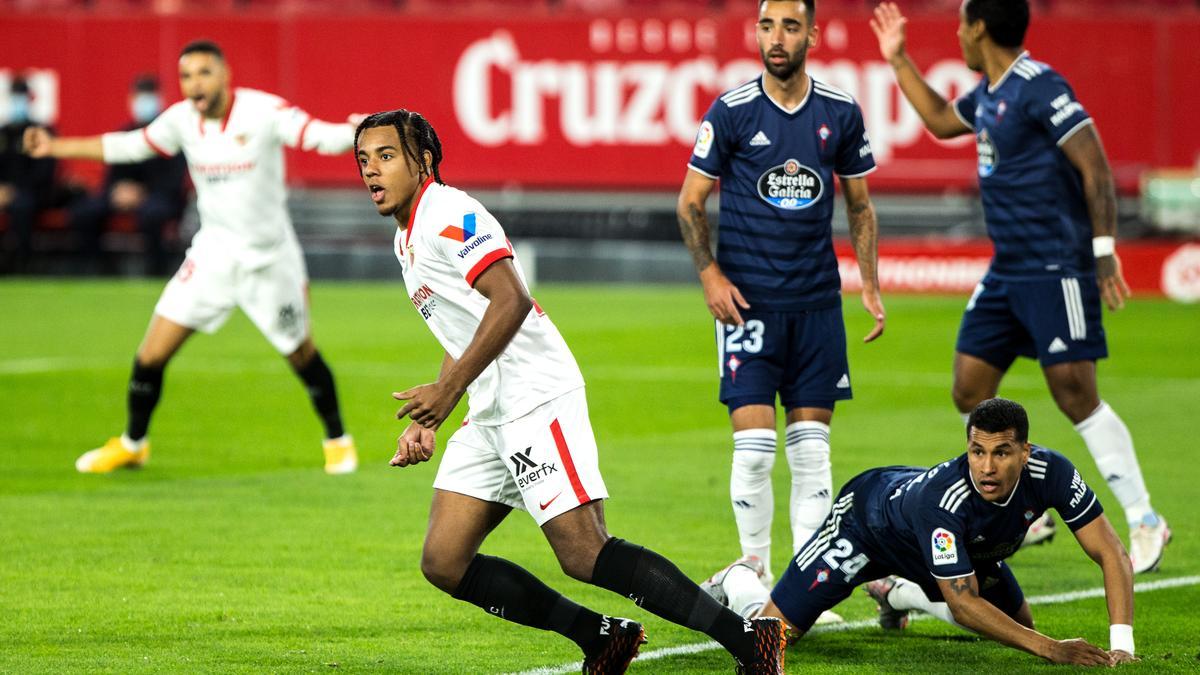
[951, 383, 984, 414]
[419, 547, 467, 594]
[554, 547, 598, 582]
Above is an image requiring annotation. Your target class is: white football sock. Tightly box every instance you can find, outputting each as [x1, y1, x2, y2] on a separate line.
[785, 421, 832, 555]
[886, 577, 961, 627]
[1075, 402, 1154, 526]
[731, 429, 777, 569]
[723, 563, 770, 618]
[120, 433, 146, 452]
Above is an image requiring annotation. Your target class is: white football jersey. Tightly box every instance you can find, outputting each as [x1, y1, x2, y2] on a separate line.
[101, 87, 354, 267]
[395, 179, 585, 426]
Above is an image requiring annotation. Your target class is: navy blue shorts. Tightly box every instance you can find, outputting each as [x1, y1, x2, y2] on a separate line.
[771, 474, 1026, 631]
[716, 306, 851, 412]
[956, 275, 1107, 370]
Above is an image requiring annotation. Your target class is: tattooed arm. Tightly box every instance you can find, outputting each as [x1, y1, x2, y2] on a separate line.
[841, 177, 885, 342]
[677, 168, 749, 326]
[936, 574, 1111, 666]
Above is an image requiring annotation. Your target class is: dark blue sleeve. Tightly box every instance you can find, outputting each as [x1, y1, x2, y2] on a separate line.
[687, 99, 733, 179]
[1041, 450, 1103, 531]
[1022, 72, 1093, 146]
[953, 86, 978, 130]
[914, 496, 974, 579]
[835, 102, 876, 178]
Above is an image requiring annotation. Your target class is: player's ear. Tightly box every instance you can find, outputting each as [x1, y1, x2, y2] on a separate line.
[808, 23, 819, 50]
[421, 149, 433, 175]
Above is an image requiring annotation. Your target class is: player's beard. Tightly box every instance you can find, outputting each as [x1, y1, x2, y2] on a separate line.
[761, 44, 808, 82]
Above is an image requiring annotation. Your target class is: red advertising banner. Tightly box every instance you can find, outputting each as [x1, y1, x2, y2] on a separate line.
[1, 11, 1197, 191]
[836, 239, 1200, 300]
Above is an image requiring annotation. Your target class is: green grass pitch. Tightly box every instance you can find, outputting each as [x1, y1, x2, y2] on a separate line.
[1, 280, 1197, 673]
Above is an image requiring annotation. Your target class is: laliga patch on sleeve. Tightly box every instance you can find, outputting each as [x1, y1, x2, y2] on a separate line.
[930, 527, 958, 566]
[693, 120, 714, 159]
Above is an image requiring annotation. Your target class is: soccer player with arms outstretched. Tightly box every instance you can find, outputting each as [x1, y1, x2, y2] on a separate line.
[356, 109, 786, 674]
[702, 398, 1139, 667]
[869, 0, 1168, 571]
[677, 0, 885, 588]
[24, 41, 358, 474]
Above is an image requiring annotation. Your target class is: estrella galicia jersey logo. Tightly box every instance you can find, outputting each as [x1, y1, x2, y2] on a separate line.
[440, 212, 478, 242]
[757, 158, 823, 210]
[976, 128, 998, 178]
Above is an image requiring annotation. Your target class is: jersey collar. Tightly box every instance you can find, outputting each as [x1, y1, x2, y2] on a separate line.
[197, 88, 237, 137]
[760, 73, 812, 116]
[403, 175, 435, 249]
[987, 50, 1032, 94]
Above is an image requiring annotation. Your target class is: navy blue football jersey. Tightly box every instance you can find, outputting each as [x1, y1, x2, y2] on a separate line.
[689, 75, 876, 311]
[858, 446, 1102, 580]
[954, 53, 1095, 280]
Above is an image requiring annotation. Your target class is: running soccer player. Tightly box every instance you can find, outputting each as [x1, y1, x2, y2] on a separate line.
[869, 0, 1168, 572]
[23, 40, 358, 474]
[356, 109, 786, 674]
[677, 0, 885, 585]
[702, 398, 1138, 667]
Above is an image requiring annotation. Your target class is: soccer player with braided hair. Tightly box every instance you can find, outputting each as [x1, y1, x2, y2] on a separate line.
[356, 108, 787, 674]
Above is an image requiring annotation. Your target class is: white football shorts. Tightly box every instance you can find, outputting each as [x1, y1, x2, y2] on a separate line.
[154, 239, 310, 355]
[434, 387, 609, 526]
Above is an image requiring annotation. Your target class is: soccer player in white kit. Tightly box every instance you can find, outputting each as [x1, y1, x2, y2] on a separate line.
[23, 41, 358, 474]
[355, 109, 787, 674]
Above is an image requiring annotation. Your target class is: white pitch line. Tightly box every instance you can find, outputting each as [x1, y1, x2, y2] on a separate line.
[512, 575, 1200, 675]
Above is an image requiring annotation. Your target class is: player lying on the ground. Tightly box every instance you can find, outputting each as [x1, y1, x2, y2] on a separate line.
[701, 397, 1137, 667]
[356, 109, 786, 674]
[23, 40, 359, 474]
[870, 0, 1169, 570]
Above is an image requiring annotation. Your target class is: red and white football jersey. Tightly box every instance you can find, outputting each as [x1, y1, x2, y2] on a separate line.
[395, 178, 585, 426]
[101, 87, 354, 267]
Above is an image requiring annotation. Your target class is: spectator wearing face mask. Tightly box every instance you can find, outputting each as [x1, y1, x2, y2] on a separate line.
[0, 76, 58, 271]
[69, 75, 188, 275]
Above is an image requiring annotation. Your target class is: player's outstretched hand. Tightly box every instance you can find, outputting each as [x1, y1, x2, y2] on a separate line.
[22, 126, 54, 158]
[1109, 650, 1138, 665]
[699, 264, 750, 326]
[394, 381, 465, 431]
[861, 287, 886, 342]
[870, 2, 908, 64]
[391, 422, 436, 467]
[1046, 638, 1113, 667]
[1096, 253, 1131, 311]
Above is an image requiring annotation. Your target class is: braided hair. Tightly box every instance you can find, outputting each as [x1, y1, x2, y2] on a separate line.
[354, 109, 444, 185]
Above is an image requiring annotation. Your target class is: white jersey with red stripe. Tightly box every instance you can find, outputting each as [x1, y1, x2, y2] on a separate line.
[395, 178, 585, 426]
[100, 87, 354, 268]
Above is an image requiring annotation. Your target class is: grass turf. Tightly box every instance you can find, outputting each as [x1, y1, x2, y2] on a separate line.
[0, 280, 1197, 673]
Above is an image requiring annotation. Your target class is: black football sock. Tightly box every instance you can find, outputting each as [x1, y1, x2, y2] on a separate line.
[294, 351, 345, 439]
[126, 359, 164, 442]
[590, 537, 756, 661]
[452, 554, 608, 655]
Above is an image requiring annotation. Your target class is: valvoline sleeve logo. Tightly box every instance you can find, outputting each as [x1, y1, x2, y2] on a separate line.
[757, 158, 823, 210]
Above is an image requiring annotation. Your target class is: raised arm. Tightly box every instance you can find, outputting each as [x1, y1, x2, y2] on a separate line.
[23, 127, 105, 161]
[936, 574, 1112, 666]
[1060, 125, 1130, 310]
[1071, 514, 1137, 662]
[871, 2, 972, 140]
[677, 167, 749, 326]
[841, 176, 885, 342]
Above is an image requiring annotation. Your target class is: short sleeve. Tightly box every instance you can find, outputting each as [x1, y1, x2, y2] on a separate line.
[431, 207, 514, 287]
[142, 107, 183, 156]
[1022, 72, 1092, 146]
[1038, 450, 1103, 531]
[687, 99, 734, 179]
[953, 89, 977, 131]
[915, 501, 974, 579]
[835, 103, 876, 178]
